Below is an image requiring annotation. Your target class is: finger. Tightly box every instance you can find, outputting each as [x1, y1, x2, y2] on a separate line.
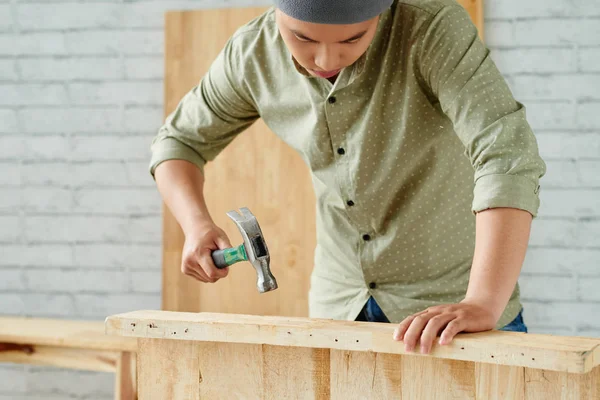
[393, 309, 429, 341]
[182, 261, 209, 282]
[420, 314, 455, 354]
[215, 234, 233, 250]
[190, 269, 208, 282]
[394, 316, 415, 341]
[191, 261, 212, 282]
[439, 319, 466, 345]
[185, 255, 213, 282]
[189, 247, 222, 283]
[199, 250, 228, 281]
[403, 312, 437, 353]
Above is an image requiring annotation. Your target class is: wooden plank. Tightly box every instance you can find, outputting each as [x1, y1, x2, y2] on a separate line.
[163, 8, 316, 319]
[115, 351, 137, 400]
[0, 316, 136, 352]
[330, 350, 377, 398]
[162, 205, 197, 313]
[457, 0, 484, 40]
[0, 343, 118, 372]
[476, 363, 524, 400]
[330, 350, 402, 398]
[263, 345, 330, 399]
[402, 357, 475, 399]
[105, 310, 600, 374]
[195, 342, 330, 399]
[524, 365, 600, 400]
[137, 338, 200, 400]
[197, 342, 264, 398]
[160, 9, 206, 313]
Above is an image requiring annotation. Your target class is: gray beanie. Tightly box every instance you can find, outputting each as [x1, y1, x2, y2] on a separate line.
[274, 0, 394, 25]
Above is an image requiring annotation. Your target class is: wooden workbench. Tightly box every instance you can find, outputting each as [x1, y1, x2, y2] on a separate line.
[106, 310, 600, 399]
[1, 316, 138, 400]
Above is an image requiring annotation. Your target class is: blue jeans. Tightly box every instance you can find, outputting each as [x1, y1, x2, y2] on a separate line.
[355, 297, 528, 333]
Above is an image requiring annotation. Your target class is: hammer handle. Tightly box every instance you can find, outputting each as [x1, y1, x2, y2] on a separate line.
[211, 249, 229, 269]
[211, 244, 247, 269]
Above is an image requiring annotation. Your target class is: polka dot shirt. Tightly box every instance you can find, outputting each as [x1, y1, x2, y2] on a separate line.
[149, 0, 547, 329]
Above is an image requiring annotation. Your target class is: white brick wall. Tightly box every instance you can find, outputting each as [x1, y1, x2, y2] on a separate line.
[488, 1, 600, 339]
[0, 0, 598, 397]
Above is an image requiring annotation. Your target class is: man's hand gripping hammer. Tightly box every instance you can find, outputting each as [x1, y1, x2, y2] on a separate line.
[211, 207, 278, 293]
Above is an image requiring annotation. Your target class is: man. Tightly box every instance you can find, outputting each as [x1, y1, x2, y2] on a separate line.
[149, 0, 546, 355]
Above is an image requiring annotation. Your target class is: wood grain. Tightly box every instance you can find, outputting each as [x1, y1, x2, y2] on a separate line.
[263, 346, 330, 399]
[115, 351, 137, 400]
[458, 0, 484, 39]
[1, 317, 138, 400]
[524, 366, 600, 400]
[138, 338, 200, 400]
[476, 364, 525, 400]
[194, 342, 331, 399]
[105, 310, 600, 374]
[197, 342, 264, 399]
[0, 316, 136, 351]
[162, 205, 197, 312]
[330, 350, 402, 398]
[402, 356, 476, 399]
[163, 8, 315, 319]
[0, 344, 119, 372]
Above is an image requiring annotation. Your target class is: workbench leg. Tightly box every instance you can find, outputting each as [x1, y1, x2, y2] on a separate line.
[115, 351, 137, 400]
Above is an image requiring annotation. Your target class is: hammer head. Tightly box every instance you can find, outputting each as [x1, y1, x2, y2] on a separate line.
[226, 207, 278, 293]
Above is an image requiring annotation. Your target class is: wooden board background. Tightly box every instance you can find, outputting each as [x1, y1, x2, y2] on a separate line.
[162, 1, 485, 316]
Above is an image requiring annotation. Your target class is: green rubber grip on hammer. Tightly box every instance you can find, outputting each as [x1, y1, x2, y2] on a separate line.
[212, 244, 247, 269]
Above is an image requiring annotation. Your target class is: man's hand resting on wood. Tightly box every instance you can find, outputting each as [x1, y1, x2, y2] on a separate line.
[393, 300, 498, 355]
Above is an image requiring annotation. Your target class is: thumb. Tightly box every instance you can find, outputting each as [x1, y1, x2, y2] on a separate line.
[215, 233, 233, 250]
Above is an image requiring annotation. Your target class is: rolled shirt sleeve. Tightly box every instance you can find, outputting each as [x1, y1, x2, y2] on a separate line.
[416, 5, 547, 217]
[149, 34, 259, 178]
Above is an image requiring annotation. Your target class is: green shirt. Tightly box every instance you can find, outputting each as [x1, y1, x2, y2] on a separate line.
[149, 0, 546, 328]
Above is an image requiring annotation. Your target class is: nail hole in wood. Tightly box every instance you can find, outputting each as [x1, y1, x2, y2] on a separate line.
[461, 347, 465, 350]
[532, 358, 535, 361]
[185, 329, 189, 333]
[335, 339, 338, 342]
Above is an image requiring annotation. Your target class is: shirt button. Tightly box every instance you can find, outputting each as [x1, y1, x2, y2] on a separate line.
[347, 200, 355, 207]
[328, 96, 337, 104]
[337, 148, 345, 155]
[369, 282, 377, 289]
[362, 234, 371, 241]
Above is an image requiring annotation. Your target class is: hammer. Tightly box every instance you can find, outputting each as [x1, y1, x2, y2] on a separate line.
[210, 207, 278, 293]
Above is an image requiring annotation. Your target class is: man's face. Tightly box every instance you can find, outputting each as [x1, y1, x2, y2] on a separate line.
[276, 9, 380, 79]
